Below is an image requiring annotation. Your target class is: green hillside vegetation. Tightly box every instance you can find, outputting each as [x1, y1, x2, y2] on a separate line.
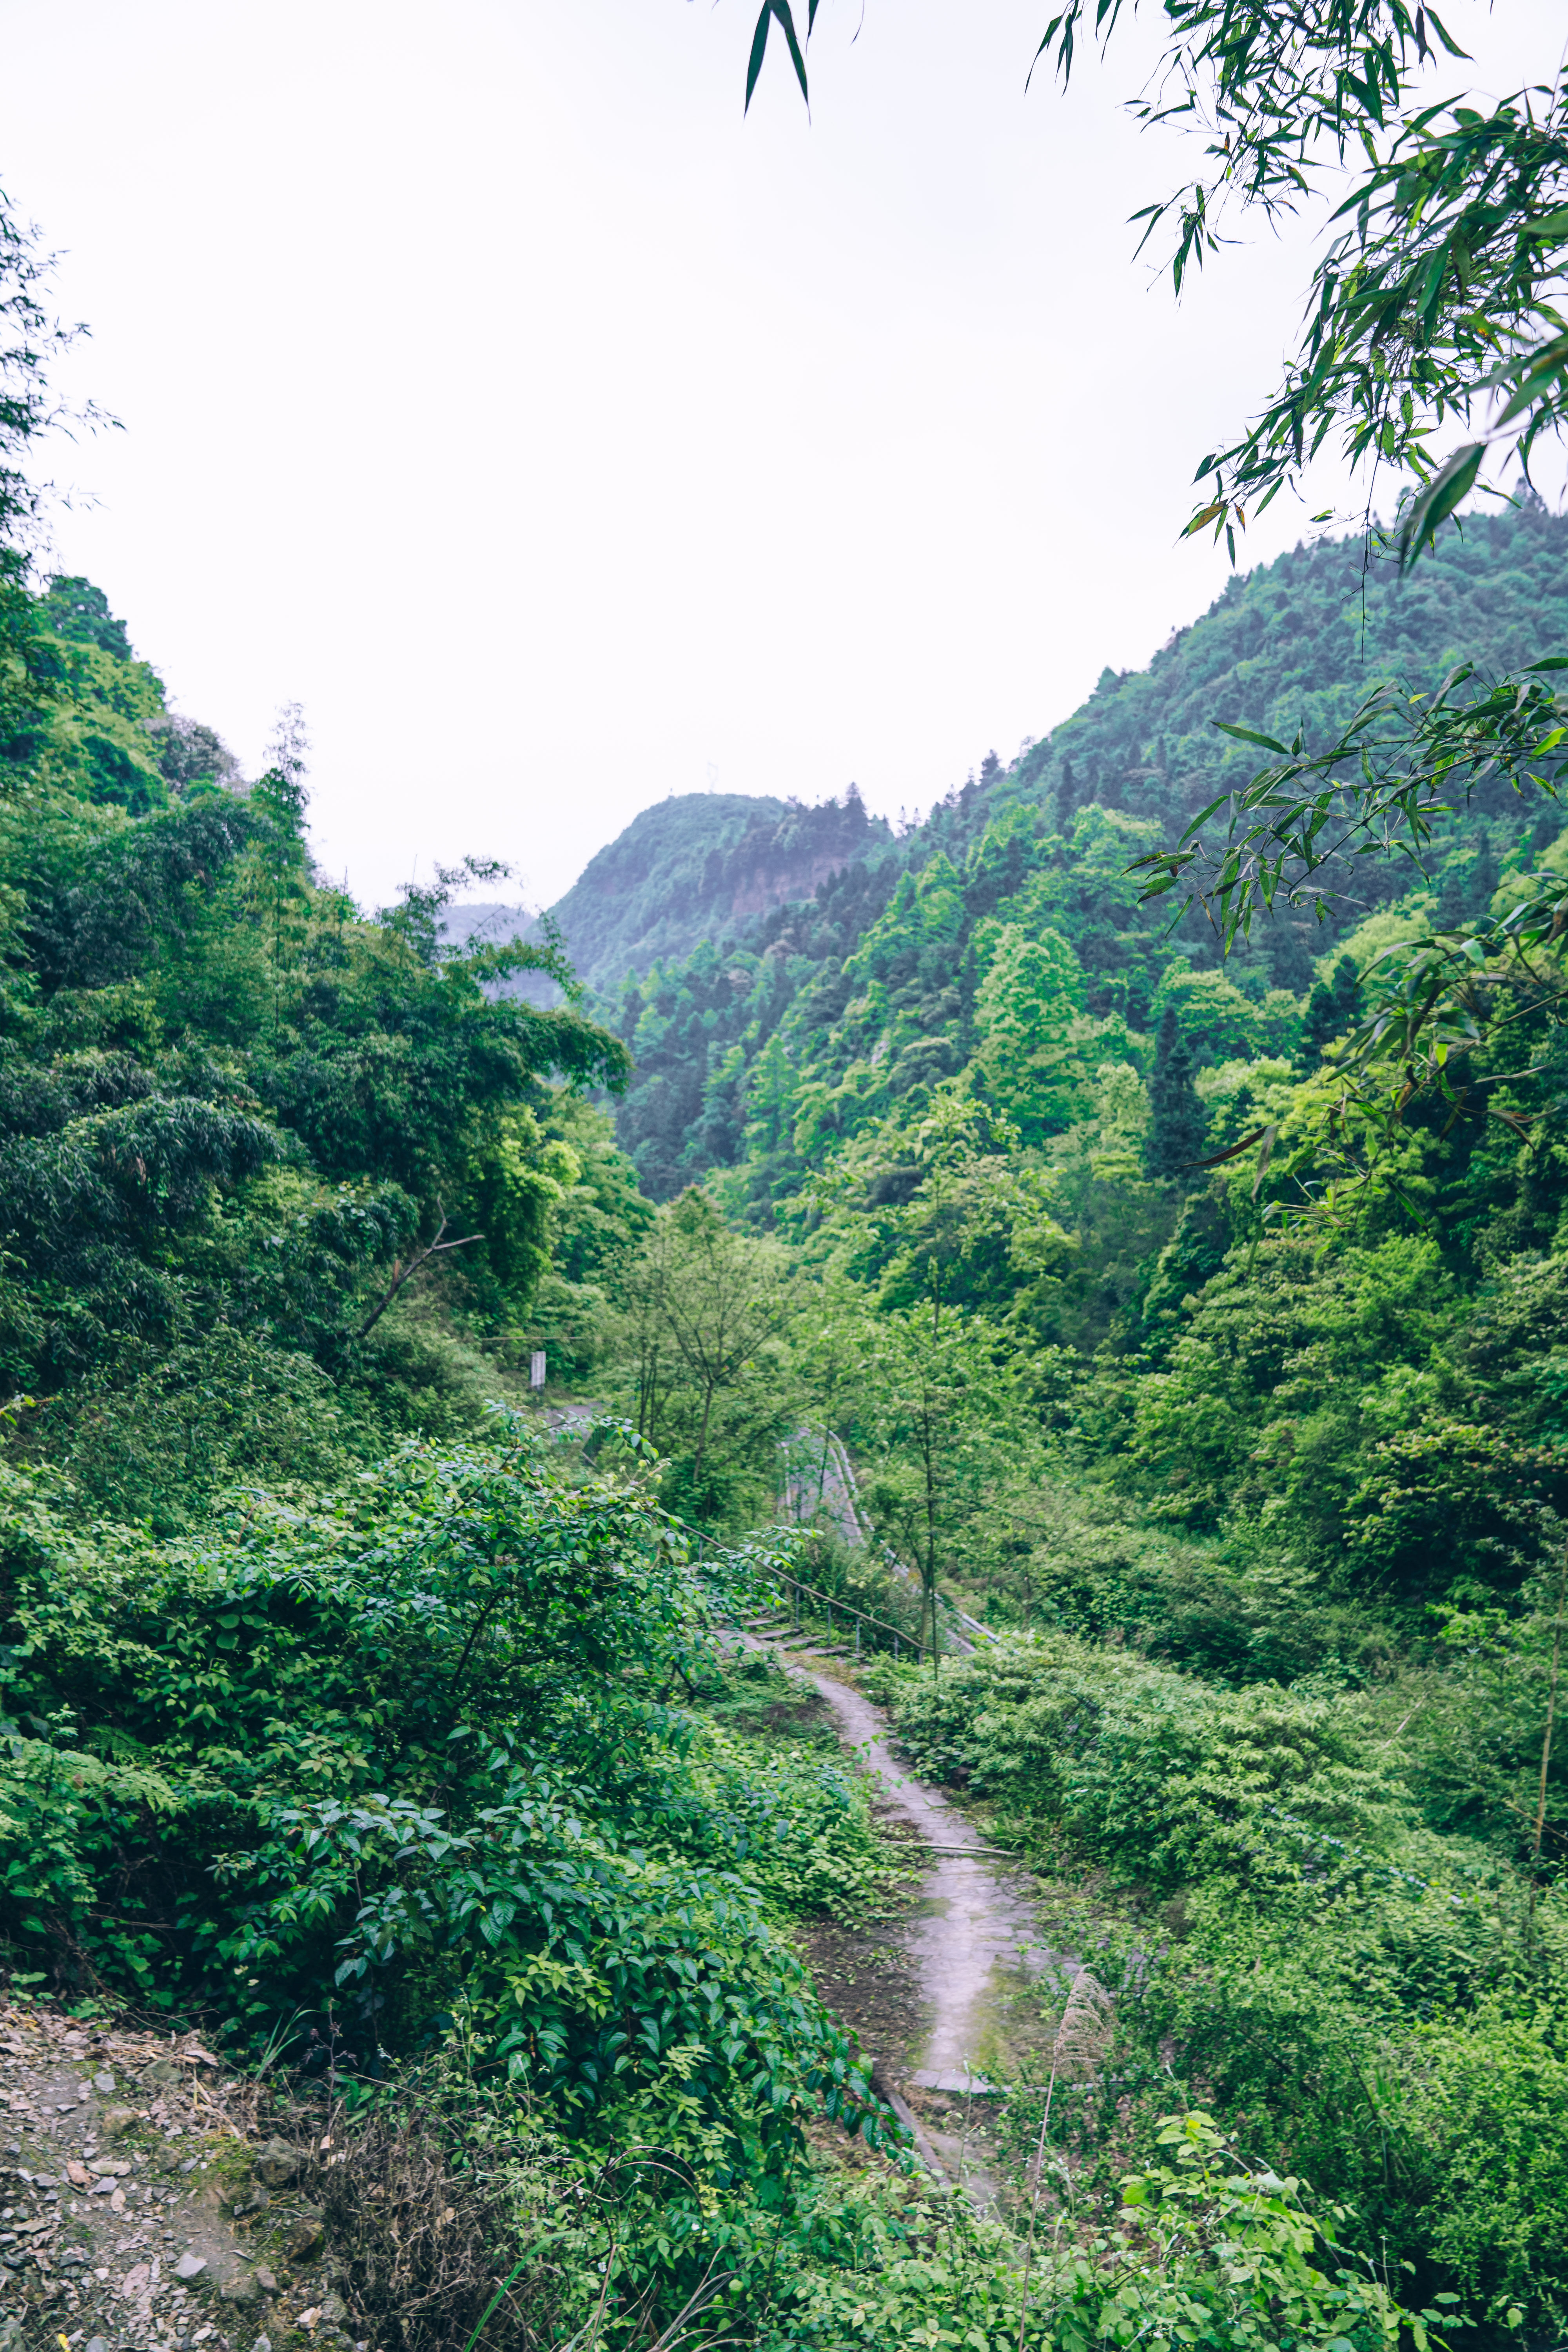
[604, 506, 1568, 1223]
[5, 493, 1568, 2343]
[572, 498, 1568, 2338]
[4, 198, 1568, 2352]
[7, 0, 1568, 2332]
[0, 583, 648, 1525]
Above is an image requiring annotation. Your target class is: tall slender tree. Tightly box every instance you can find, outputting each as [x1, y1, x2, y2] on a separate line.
[1145, 1008, 1207, 1181]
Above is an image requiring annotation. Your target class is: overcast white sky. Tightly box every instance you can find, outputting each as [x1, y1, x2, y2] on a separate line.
[2, 0, 1560, 911]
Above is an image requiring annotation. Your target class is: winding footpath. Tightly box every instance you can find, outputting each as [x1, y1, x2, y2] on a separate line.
[738, 1631, 1064, 2202]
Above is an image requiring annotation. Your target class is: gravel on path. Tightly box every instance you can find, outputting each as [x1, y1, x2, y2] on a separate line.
[0, 2008, 353, 2352]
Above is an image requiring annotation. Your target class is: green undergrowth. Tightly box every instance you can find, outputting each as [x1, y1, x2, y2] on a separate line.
[0, 1407, 1461, 2351]
[870, 1638, 1568, 2341]
[0, 1420, 887, 2161]
[281, 2038, 1457, 2352]
[686, 1652, 911, 1922]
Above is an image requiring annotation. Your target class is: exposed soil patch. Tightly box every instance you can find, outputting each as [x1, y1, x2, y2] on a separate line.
[798, 1915, 925, 2097]
[0, 2003, 365, 2352]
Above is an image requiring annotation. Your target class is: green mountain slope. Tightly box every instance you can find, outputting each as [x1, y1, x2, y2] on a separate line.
[604, 504, 1568, 1208]
[539, 786, 896, 994]
[445, 785, 895, 1004]
[0, 578, 638, 1529]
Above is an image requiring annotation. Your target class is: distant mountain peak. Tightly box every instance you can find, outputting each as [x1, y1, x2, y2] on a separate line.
[539, 789, 891, 993]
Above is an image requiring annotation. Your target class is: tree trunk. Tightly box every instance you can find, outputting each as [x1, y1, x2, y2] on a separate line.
[1527, 1544, 1568, 1960]
[924, 1406, 939, 1681]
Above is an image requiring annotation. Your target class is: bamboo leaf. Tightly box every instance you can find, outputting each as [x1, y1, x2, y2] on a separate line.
[1213, 722, 1291, 754]
[1398, 441, 1484, 571]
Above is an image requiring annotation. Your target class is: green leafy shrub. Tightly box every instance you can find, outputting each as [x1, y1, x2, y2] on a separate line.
[887, 1639, 1397, 1892]
[0, 1424, 884, 2179]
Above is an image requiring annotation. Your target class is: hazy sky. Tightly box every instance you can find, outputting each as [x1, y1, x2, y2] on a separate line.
[3, 0, 1560, 911]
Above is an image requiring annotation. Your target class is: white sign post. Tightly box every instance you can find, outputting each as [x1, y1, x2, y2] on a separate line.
[529, 1350, 546, 1392]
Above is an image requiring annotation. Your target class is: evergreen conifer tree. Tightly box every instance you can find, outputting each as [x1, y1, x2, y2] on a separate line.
[1297, 956, 1362, 1073]
[1145, 1008, 1207, 1179]
[1054, 758, 1080, 834]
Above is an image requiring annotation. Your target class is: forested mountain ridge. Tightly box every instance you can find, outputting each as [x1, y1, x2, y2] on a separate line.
[449, 786, 898, 997]
[550, 786, 894, 990]
[4, 528, 1568, 2349]
[603, 503, 1568, 1210]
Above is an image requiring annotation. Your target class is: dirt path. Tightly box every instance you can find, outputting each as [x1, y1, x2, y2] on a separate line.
[739, 1638, 1069, 2204]
[801, 1673, 1053, 2076]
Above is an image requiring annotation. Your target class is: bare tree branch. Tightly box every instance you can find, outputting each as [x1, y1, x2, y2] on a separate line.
[353, 1212, 483, 1343]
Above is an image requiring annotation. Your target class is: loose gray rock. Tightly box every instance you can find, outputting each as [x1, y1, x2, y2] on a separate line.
[253, 2336, 272, 2352]
[252, 2139, 300, 2189]
[85, 2337, 109, 2352]
[174, 2252, 207, 2280]
[285, 2214, 324, 2263]
[254, 2265, 279, 2294]
[142, 2060, 181, 2089]
[220, 2272, 260, 2305]
[319, 2292, 348, 2326]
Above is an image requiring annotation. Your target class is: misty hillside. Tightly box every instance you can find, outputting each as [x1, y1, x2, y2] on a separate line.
[551, 788, 893, 991]
[445, 785, 895, 997]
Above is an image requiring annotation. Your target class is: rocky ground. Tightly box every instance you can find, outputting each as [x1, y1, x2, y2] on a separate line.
[0, 2005, 355, 2352]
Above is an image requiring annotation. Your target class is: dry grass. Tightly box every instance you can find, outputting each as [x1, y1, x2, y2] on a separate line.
[299, 2084, 573, 2352]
